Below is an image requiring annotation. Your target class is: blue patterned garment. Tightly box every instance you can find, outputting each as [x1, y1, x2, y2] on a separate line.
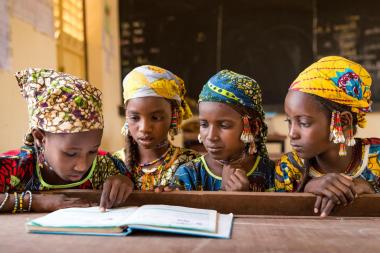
[172, 155, 275, 191]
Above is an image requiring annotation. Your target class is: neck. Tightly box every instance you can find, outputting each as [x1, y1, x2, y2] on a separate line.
[205, 153, 255, 177]
[137, 143, 170, 165]
[313, 144, 357, 174]
[39, 165, 70, 185]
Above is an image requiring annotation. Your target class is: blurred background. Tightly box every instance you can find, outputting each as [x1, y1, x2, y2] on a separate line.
[0, 0, 379, 160]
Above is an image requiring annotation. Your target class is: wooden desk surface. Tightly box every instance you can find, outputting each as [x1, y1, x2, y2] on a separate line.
[1, 213, 380, 253]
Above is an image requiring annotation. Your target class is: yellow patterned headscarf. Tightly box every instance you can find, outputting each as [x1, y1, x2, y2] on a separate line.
[16, 68, 104, 138]
[122, 65, 192, 123]
[289, 56, 372, 128]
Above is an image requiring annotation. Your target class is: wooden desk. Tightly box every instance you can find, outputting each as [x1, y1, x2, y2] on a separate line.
[2, 213, 380, 253]
[1, 191, 380, 253]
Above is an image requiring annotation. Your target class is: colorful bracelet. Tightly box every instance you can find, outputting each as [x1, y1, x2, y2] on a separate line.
[25, 191, 32, 212]
[12, 192, 18, 214]
[19, 192, 25, 212]
[0, 192, 9, 211]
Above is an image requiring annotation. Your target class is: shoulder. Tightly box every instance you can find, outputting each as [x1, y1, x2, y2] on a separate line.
[361, 138, 380, 154]
[174, 147, 200, 161]
[112, 148, 125, 162]
[175, 156, 203, 173]
[95, 150, 127, 174]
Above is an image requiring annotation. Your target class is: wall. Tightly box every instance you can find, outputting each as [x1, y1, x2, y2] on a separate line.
[85, 0, 125, 152]
[0, 17, 56, 151]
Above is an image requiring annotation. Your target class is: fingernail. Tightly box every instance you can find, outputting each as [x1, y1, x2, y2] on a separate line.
[314, 208, 318, 213]
[99, 207, 106, 212]
[321, 212, 326, 218]
[337, 202, 341, 205]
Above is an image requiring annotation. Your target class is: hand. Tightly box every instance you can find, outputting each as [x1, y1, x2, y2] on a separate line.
[100, 175, 134, 211]
[304, 173, 356, 206]
[154, 186, 180, 192]
[314, 195, 336, 218]
[32, 193, 95, 212]
[353, 178, 375, 195]
[222, 166, 250, 191]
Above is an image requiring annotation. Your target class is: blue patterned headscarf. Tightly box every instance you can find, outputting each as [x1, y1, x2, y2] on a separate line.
[199, 70, 268, 158]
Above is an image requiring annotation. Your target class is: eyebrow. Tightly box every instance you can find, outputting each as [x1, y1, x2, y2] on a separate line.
[64, 144, 100, 150]
[127, 110, 166, 114]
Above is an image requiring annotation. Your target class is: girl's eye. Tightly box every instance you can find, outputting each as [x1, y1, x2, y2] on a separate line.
[199, 121, 208, 128]
[220, 123, 232, 129]
[89, 150, 98, 155]
[64, 152, 77, 157]
[127, 115, 139, 121]
[152, 115, 164, 121]
[299, 121, 311, 128]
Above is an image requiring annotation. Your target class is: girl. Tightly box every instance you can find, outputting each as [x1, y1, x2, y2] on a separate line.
[172, 70, 275, 191]
[114, 65, 198, 191]
[275, 56, 380, 217]
[0, 68, 133, 213]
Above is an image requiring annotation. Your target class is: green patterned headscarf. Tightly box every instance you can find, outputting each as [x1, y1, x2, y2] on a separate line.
[199, 69, 268, 158]
[15, 68, 104, 142]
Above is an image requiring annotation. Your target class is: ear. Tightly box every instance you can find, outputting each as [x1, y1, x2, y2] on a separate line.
[340, 111, 353, 132]
[31, 128, 46, 148]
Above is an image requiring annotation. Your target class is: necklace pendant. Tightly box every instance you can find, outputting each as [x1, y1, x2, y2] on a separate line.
[141, 167, 158, 174]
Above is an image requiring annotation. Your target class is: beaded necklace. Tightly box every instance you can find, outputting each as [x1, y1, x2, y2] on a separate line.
[139, 148, 171, 173]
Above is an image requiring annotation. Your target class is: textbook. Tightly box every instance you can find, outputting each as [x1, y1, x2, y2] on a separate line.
[26, 205, 233, 239]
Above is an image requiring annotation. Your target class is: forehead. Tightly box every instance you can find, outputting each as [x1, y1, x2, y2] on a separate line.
[285, 91, 325, 117]
[199, 101, 241, 120]
[46, 129, 102, 147]
[126, 97, 171, 113]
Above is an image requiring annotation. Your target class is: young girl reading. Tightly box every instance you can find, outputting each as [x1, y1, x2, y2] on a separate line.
[113, 65, 198, 191]
[275, 56, 380, 217]
[0, 68, 133, 213]
[172, 70, 275, 191]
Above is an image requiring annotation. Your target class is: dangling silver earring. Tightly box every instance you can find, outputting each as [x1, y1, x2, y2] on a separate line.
[198, 134, 202, 143]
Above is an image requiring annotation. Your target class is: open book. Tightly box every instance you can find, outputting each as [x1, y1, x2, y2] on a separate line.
[26, 205, 233, 239]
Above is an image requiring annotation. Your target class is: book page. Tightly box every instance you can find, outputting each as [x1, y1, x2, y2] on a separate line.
[125, 205, 217, 232]
[29, 207, 138, 228]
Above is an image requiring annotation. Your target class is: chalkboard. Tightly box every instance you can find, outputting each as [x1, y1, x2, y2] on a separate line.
[316, 0, 380, 109]
[119, 0, 380, 111]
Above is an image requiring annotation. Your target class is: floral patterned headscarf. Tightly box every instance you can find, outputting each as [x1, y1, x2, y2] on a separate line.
[16, 68, 104, 142]
[289, 56, 372, 128]
[199, 69, 268, 158]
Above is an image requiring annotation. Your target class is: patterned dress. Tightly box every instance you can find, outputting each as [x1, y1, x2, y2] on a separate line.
[0, 146, 128, 192]
[172, 155, 275, 191]
[275, 138, 380, 192]
[114, 145, 198, 191]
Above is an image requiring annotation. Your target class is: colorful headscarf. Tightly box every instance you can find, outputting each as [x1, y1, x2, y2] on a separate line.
[289, 56, 372, 128]
[122, 65, 192, 124]
[199, 69, 268, 158]
[16, 68, 104, 139]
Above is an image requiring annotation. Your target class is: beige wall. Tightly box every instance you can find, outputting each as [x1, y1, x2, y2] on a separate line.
[0, 18, 57, 151]
[85, 0, 124, 152]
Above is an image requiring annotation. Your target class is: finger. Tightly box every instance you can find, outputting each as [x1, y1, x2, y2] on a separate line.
[326, 185, 347, 205]
[321, 188, 340, 204]
[229, 174, 241, 185]
[100, 181, 111, 211]
[320, 196, 329, 212]
[332, 180, 355, 204]
[108, 183, 121, 208]
[115, 185, 126, 206]
[314, 195, 322, 214]
[340, 173, 353, 181]
[164, 186, 174, 192]
[337, 175, 357, 199]
[154, 186, 164, 193]
[321, 200, 335, 218]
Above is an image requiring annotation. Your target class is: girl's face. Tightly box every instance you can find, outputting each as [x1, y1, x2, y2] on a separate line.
[126, 97, 172, 149]
[199, 102, 245, 161]
[38, 129, 103, 182]
[284, 91, 334, 159]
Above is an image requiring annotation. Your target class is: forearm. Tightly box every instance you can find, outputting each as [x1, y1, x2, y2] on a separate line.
[0, 192, 32, 213]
